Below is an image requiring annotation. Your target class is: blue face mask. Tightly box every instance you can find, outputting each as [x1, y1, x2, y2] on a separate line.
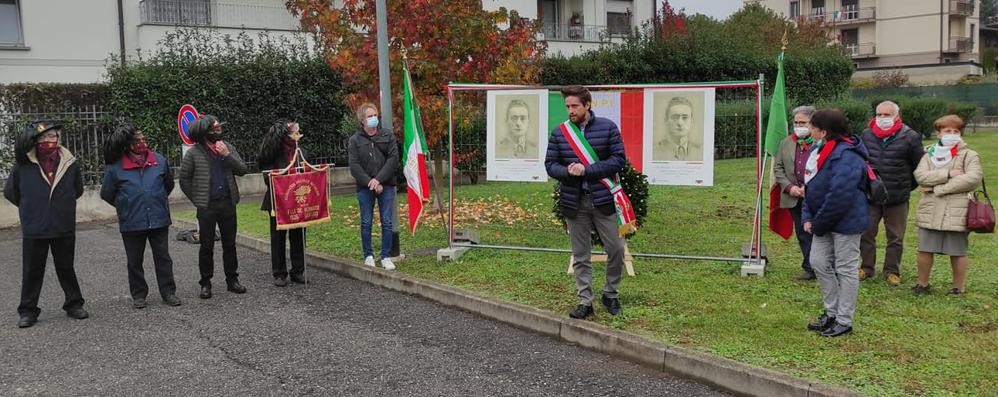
[366, 116, 379, 129]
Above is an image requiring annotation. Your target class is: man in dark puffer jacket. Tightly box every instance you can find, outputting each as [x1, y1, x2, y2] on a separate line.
[859, 101, 924, 285]
[546, 85, 627, 320]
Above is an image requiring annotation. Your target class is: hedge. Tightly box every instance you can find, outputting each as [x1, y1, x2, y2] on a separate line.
[107, 29, 348, 168]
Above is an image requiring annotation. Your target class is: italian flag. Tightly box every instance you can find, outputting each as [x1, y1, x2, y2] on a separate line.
[402, 63, 430, 235]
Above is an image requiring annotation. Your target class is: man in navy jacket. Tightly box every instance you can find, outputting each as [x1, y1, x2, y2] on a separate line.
[4, 121, 87, 328]
[101, 125, 181, 309]
[545, 85, 627, 320]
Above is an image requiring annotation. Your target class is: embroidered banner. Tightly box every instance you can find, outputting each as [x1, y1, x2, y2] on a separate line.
[270, 166, 331, 230]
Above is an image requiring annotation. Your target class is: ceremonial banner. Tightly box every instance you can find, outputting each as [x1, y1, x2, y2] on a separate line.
[270, 165, 331, 230]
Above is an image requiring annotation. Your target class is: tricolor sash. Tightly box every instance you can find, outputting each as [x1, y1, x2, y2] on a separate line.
[558, 120, 638, 237]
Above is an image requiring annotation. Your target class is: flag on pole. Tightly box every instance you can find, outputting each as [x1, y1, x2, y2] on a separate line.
[402, 62, 431, 235]
[766, 37, 794, 240]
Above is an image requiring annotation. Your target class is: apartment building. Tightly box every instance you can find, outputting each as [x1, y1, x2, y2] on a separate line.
[0, 0, 654, 84]
[752, 0, 982, 83]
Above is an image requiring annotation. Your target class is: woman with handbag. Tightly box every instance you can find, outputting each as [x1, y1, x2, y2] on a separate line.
[912, 115, 984, 296]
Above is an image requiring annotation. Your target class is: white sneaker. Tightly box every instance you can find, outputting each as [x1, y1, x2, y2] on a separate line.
[363, 256, 375, 267]
[380, 258, 396, 270]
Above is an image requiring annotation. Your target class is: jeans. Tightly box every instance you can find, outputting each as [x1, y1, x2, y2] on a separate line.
[357, 185, 395, 258]
[196, 199, 239, 286]
[122, 226, 176, 299]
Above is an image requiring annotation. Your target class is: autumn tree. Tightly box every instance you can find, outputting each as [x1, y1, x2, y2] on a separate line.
[286, 0, 545, 154]
[654, 0, 687, 40]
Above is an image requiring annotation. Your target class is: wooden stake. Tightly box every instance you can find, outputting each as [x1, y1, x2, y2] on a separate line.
[567, 242, 635, 276]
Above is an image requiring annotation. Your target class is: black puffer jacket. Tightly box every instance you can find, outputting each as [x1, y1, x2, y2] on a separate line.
[860, 124, 924, 205]
[347, 128, 398, 188]
[3, 147, 84, 239]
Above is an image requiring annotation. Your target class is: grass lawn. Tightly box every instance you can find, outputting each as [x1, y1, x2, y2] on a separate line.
[179, 131, 997, 396]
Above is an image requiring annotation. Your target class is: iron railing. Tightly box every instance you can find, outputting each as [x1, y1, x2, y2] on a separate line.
[139, 0, 300, 31]
[845, 42, 876, 57]
[947, 36, 974, 53]
[540, 24, 607, 42]
[950, 0, 976, 16]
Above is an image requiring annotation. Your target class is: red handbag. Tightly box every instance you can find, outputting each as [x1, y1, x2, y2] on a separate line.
[967, 179, 995, 234]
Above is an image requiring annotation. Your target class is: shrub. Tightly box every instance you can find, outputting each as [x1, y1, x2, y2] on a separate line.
[107, 29, 347, 168]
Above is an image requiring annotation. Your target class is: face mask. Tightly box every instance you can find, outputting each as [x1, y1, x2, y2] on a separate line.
[36, 141, 58, 155]
[131, 141, 148, 155]
[206, 133, 222, 143]
[940, 134, 962, 146]
[366, 116, 379, 129]
[794, 127, 810, 138]
[813, 138, 825, 147]
[875, 117, 895, 130]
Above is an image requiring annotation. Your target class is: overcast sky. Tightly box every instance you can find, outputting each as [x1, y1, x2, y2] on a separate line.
[667, 0, 745, 20]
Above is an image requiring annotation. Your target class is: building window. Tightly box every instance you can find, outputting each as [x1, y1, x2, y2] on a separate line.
[140, 0, 211, 26]
[607, 12, 631, 36]
[789, 1, 800, 18]
[0, 0, 24, 46]
[812, 0, 826, 16]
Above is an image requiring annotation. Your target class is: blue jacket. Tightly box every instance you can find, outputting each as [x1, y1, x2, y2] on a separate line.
[3, 147, 84, 239]
[545, 110, 626, 217]
[100, 152, 174, 233]
[802, 137, 870, 236]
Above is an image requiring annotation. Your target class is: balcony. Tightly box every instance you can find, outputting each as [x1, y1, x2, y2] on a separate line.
[835, 6, 876, 24]
[540, 24, 607, 42]
[949, 0, 975, 16]
[844, 42, 876, 58]
[945, 36, 974, 53]
[139, 0, 300, 31]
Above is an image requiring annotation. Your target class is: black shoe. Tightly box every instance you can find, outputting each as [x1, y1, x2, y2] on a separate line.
[821, 323, 852, 337]
[569, 304, 594, 319]
[66, 307, 89, 320]
[132, 297, 148, 309]
[226, 281, 247, 294]
[794, 271, 816, 281]
[911, 284, 931, 295]
[289, 274, 308, 284]
[600, 294, 622, 316]
[200, 285, 213, 299]
[162, 295, 182, 306]
[273, 277, 289, 287]
[17, 315, 37, 328]
[947, 288, 965, 296]
[807, 312, 836, 332]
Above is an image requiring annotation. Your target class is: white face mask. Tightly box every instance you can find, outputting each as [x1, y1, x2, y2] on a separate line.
[940, 134, 962, 146]
[875, 117, 895, 130]
[794, 127, 810, 138]
[366, 116, 379, 129]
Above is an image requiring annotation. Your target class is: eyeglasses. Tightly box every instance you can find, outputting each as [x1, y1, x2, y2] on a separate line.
[39, 132, 59, 140]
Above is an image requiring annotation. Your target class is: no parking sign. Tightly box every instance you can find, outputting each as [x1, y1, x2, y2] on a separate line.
[177, 104, 198, 157]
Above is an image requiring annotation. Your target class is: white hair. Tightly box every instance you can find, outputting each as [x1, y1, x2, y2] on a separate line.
[877, 101, 900, 116]
[790, 105, 816, 119]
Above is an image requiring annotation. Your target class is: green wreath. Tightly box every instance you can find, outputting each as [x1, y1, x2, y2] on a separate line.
[551, 160, 649, 246]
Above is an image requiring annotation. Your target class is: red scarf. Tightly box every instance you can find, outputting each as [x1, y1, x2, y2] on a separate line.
[203, 142, 220, 157]
[869, 117, 903, 139]
[122, 150, 158, 170]
[36, 143, 60, 184]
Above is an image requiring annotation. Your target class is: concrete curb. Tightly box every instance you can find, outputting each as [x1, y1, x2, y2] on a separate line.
[172, 218, 861, 397]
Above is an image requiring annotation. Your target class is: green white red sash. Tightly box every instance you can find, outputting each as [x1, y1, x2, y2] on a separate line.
[558, 120, 638, 236]
[928, 142, 959, 168]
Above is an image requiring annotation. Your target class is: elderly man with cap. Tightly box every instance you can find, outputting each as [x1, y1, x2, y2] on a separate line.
[4, 121, 88, 328]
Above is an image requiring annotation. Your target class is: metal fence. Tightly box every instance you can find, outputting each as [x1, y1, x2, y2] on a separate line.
[139, 0, 300, 31]
[0, 106, 351, 186]
[851, 83, 998, 116]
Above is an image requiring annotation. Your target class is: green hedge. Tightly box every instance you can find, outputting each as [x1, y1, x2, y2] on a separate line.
[816, 96, 978, 139]
[107, 29, 347, 167]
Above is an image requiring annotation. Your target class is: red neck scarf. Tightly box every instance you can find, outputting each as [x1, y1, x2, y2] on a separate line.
[36, 143, 60, 183]
[203, 142, 220, 156]
[122, 150, 158, 170]
[869, 117, 903, 139]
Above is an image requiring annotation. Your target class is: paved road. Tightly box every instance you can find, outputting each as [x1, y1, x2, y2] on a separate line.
[0, 223, 729, 396]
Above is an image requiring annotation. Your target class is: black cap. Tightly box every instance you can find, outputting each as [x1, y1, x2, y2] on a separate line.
[26, 121, 62, 137]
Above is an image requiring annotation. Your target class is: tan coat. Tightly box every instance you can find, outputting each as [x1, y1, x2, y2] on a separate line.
[913, 142, 983, 232]
[773, 135, 805, 208]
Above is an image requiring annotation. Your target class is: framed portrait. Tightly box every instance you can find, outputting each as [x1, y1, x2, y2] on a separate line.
[642, 88, 716, 186]
[486, 89, 548, 182]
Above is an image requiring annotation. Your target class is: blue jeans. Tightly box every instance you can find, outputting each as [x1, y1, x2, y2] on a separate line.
[357, 186, 395, 258]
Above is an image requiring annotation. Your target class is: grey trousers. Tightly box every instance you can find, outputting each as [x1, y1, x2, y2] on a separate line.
[810, 232, 861, 326]
[567, 194, 625, 306]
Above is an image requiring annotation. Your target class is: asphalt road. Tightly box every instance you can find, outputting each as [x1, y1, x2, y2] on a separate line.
[0, 223, 729, 396]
